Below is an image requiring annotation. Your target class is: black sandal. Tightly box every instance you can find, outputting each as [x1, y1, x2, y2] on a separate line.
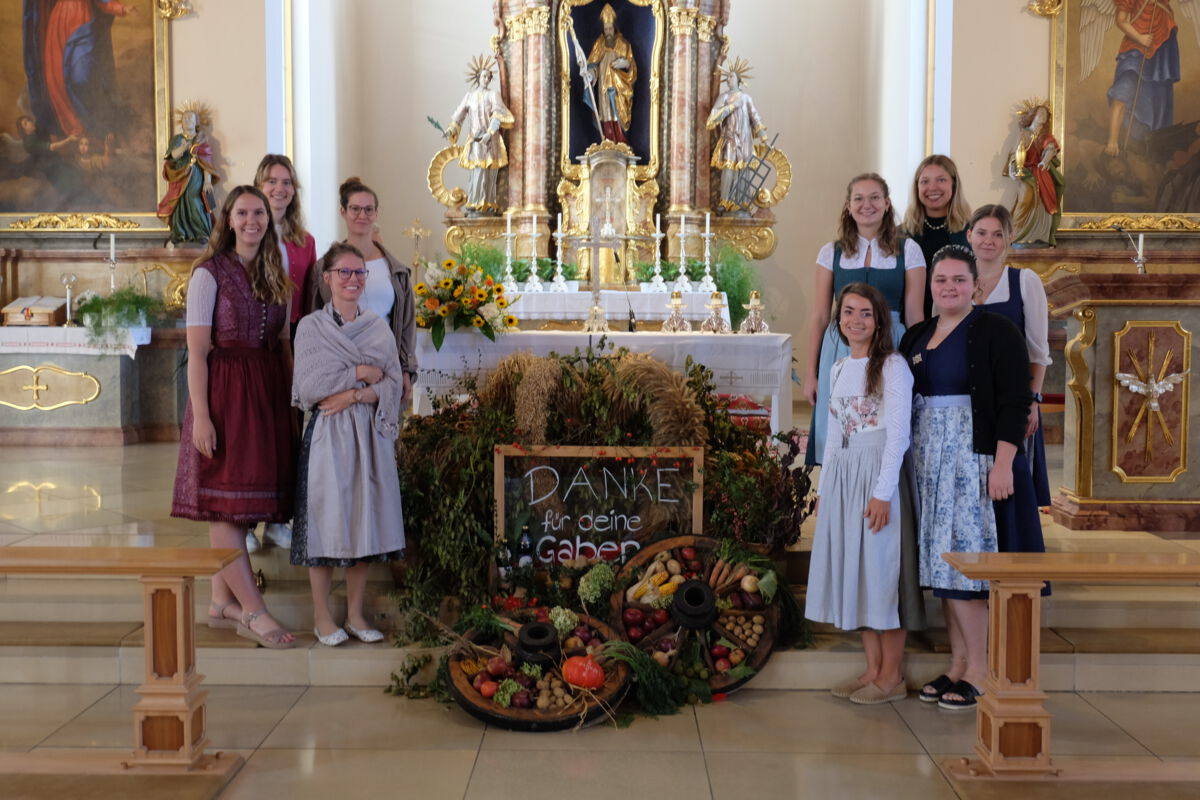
[919, 674, 954, 703]
[937, 680, 983, 711]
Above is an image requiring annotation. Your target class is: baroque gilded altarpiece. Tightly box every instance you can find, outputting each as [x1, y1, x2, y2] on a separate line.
[427, 0, 791, 280]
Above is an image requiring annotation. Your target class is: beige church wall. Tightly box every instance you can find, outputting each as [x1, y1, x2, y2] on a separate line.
[949, 4, 1051, 214]
[170, 0, 270, 190]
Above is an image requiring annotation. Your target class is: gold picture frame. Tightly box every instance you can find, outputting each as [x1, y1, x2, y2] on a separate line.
[0, 3, 175, 232]
[1051, 0, 1200, 232]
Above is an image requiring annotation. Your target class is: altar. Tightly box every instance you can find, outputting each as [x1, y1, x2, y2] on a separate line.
[413, 330, 792, 434]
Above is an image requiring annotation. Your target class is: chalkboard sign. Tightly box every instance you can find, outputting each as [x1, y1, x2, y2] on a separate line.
[494, 445, 703, 566]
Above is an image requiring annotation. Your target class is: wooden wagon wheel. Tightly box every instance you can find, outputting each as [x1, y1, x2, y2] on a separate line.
[611, 535, 778, 695]
[448, 612, 630, 732]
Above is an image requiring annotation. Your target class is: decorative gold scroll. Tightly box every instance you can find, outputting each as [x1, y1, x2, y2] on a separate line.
[1064, 306, 1097, 496]
[0, 365, 101, 412]
[1076, 215, 1200, 233]
[9, 214, 141, 231]
[427, 145, 468, 210]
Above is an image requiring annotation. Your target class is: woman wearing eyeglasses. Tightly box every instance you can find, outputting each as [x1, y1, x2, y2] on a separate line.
[311, 177, 417, 404]
[291, 242, 407, 646]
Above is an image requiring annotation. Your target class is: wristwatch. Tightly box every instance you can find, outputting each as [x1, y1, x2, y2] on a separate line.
[353, 388, 364, 403]
[1032, 392, 1044, 403]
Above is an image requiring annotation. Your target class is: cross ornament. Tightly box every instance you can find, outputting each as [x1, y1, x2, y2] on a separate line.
[1114, 332, 1189, 465]
[402, 219, 431, 266]
[22, 375, 48, 402]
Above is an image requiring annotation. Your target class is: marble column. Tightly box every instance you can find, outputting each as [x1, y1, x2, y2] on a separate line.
[693, 2, 721, 212]
[503, 2, 527, 212]
[523, 2, 551, 214]
[667, 1, 697, 214]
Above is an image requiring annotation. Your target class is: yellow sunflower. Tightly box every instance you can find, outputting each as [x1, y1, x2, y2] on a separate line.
[493, 284, 505, 296]
[442, 258, 456, 270]
[472, 315, 485, 328]
[503, 314, 518, 328]
[453, 285, 464, 298]
[496, 296, 509, 309]
[415, 316, 428, 328]
[437, 305, 451, 317]
[438, 278, 454, 290]
[414, 283, 428, 296]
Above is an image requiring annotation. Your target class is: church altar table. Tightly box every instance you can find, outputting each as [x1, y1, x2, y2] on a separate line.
[0, 325, 151, 359]
[413, 330, 793, 434]
[511, 290, 730, 325]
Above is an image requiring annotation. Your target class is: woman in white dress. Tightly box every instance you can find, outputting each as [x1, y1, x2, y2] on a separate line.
[806, 282, 913, 705]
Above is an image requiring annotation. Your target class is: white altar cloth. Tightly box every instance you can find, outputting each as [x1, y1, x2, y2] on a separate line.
[511, 290, 730, 325]
[0, 326, 150, 358]
[413, 330, 793, 434]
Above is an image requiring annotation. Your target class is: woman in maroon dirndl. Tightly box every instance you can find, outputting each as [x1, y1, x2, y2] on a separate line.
[172, 185, 298, 648]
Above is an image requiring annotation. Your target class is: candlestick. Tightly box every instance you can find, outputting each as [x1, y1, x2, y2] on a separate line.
[109, 233, 115, 262]
[647, 213, 667, 292]
[551, 213, 568, 292]
[1137, 233, 1144, 260]
[673, 215, 691, 293]
[501, 211, 518, 293]
[525, 214, 544, 292]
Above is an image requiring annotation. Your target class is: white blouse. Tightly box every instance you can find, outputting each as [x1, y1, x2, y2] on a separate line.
[817, 354, 913, 502]
[361, 256, 395, 320]
[816, 237, 926, 272]
[980, 266, 1051, 366]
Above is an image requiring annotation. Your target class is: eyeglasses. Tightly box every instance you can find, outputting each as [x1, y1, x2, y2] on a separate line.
[346, 204, 377, 216]
[329, 268, 368, 279]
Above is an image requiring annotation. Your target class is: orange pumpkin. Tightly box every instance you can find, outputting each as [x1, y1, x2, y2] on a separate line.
[562, 655, 605, 690]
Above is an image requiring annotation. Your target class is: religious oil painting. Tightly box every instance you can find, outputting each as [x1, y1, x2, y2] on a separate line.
[1054, 0, 1200, 229]
[0, 1, 169, 231]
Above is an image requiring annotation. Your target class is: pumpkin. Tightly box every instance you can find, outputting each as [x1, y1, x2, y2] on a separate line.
[561, 655, 606, 690]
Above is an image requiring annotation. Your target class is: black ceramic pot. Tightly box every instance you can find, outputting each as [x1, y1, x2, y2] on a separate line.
[516, 621, 559, 668]
[670, 579, 718, 629]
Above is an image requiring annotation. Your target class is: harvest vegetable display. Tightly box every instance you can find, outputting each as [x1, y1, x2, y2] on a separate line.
[611, 536, 780, 696]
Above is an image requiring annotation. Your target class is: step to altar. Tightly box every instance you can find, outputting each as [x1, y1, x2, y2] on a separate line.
[0, 621, 1196, 691]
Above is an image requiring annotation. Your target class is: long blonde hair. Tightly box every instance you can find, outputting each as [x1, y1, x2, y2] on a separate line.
[902, 154, 971, 235]
[836, 173, 899, 258]
[192, 185, 293, 306]
[253, 154, 310, 247]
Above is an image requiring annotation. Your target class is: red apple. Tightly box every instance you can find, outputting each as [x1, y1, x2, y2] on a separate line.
[710, 644, 730, 659]
[688, 560, 704, 573]
[679, 547, 697, 562]
[626, 625, 645, 643]
[480, 680, 500, 698]
[650, 609, 670, 627]
[715, 657, 732, 673]
[486, 656, 509, 678]
[622, 607, 645, 627]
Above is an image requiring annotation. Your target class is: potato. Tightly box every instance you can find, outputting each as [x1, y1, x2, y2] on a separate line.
[536, 695, 550, 710]
[752, 624, 764, 635]
[752, 615, 765, 625]
[666, 559, 682, 575]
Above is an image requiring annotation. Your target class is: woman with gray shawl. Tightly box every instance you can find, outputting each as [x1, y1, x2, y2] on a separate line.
[291, 242, 406, 646]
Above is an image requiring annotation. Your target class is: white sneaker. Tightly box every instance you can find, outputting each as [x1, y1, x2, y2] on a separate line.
[264, 522, 293, 549]
[245, 528, 261, 554]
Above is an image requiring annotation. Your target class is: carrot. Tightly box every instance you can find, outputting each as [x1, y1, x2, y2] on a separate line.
[708, 558, 726, 587]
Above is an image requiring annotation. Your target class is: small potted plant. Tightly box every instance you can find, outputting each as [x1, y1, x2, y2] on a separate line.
[76, 287, 167, 344]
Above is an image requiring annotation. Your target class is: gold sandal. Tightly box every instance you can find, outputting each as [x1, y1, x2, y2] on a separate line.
[236, 610, 297, 649]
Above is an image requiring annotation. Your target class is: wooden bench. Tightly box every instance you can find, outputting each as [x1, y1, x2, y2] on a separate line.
[0, 547, 242, 775]
[942, 551, 1200, 782]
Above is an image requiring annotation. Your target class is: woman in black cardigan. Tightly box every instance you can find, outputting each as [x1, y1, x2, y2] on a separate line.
[898, 245, 1041, 711]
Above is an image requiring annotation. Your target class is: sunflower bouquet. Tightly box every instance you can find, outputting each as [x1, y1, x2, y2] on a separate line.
[414, 258, 519, 350]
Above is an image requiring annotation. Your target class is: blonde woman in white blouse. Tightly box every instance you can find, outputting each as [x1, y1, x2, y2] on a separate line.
[805, 282, 913, 706]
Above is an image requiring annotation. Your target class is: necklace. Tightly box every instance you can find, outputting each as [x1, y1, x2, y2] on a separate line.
[975, 267, 1004, 301]
[925, 217, 948, 231]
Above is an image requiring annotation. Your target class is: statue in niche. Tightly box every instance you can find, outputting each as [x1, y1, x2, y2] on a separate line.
[157, 103, 218, 244]
[1006, 99, 1064, 247]
[444, 54, 514, 216]
[707, 57, 767, 214]
[585, 3, 636, 144]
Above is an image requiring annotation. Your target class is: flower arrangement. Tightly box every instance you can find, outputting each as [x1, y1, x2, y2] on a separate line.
[76, 286, 167, 343]
[414, 257, 518, 350]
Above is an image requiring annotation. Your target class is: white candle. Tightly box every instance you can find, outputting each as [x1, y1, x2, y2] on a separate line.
[679, 213, 685, 231]
[655, 213, 661, 234]
[705, 212, 711, 235]
[1137, 233, 1144, 259]
[109, 233, 115, 261]
[557, 211, 562, 233]
[506, 210, 512, 236]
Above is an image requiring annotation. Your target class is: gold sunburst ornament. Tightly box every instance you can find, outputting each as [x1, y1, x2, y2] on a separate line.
[1115, 333, 1189, 466]
[718, 56, 752, 85]
[174, 101, 213, 129]
[466, 54, 496, 87]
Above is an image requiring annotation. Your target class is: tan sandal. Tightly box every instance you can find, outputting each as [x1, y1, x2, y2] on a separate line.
[236, 610, 297, 649]
[849, 680, 907, 705]
[831, 676, 867, 699]
[207, 600, 241, 630]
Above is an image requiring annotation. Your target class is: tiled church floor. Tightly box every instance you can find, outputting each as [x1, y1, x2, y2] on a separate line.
[1, 443, 1198, 798]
